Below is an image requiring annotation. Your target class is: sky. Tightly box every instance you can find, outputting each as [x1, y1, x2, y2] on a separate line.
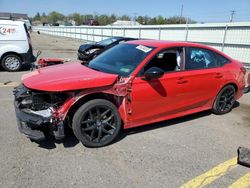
[0, 0, 250, 23]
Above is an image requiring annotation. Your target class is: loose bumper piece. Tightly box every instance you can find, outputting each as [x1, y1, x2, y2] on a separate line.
[237, 147, 250, 168]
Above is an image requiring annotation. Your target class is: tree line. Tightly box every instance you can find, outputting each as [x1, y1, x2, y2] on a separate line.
[31, 11, 196, 25]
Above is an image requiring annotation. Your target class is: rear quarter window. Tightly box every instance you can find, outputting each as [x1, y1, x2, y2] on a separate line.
[185, 47, 218, 70]
[214, 52, 230, 66]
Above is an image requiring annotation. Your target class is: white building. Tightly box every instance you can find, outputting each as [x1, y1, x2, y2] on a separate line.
[109, 20, 141, 26]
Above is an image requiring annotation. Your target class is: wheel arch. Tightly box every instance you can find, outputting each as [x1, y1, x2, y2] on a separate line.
[0, 52, 23, 63]
[222, 82, 238, 92]
[65, 92, 124, 128]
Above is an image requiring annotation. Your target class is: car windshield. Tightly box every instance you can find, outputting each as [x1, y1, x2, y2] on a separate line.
[87, 43, 154, 76]
[97, 38, 118, 46]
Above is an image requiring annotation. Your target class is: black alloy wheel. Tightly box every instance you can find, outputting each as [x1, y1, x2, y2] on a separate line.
[212, 85, 236, 115]
[72, 99, 121, 147]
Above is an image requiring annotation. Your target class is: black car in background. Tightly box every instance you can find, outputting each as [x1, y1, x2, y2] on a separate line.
[77, 37, 137, 61]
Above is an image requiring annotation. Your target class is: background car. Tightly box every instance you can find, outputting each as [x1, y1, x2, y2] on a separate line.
[0, 19, 35, 71]
[14, 40, 247, 147]
[77, 36, 137, 61]
[85, 19, 99, 26]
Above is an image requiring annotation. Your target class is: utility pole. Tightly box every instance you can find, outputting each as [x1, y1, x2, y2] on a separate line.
[133, 12, 137, 25]
[230, 10, 236, 22]
[180, 4, 184, 24]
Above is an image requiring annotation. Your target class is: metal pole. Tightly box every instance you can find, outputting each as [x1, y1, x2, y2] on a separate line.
[139, 26, 141, 39]
[158, 27, 161, 40]
[87, 27, 89, 41]
[230, 10, 236, 22]
[75, 27, 76, 39]
[101, 28, 103, 40]
[180, 4, 184, 24]
[80, 27, 82, 40]
[222, 25, 228, 52]
[185, 17, 189, 41]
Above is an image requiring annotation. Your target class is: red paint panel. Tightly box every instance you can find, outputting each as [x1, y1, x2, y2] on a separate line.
[22, 62, 118, 92]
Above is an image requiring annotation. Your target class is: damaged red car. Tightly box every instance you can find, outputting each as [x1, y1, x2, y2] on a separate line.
[14, 40, 247, 147]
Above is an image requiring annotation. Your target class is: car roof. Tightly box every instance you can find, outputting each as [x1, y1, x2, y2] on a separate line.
[111, 36, 137, 41]
[0, 19, 25, 26]
[127, 40, 214, 49]
[126, 39, 232, 60]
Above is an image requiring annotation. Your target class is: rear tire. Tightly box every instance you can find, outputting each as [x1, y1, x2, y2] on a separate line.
[72, 99, 121, 148]
[212, 85, 236, 115]
[1, 54, 22, 72]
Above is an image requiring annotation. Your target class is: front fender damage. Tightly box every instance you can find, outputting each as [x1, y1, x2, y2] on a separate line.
[55, 77, 134, 127]
[13, 77, 133, 140]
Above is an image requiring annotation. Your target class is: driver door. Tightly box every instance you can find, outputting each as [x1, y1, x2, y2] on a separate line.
[130, 48, 201, 126]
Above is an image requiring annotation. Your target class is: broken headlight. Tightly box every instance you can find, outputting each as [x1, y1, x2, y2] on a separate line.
[14, 84, 70, 111]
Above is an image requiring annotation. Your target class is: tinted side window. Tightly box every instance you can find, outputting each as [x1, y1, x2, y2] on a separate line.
[185, 48, 217, 70]
[214, 53, 230, 66]
[142, 48, 184, 74]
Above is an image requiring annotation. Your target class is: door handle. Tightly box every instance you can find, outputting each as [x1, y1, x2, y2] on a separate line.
[177, 80, 188, 84]
[177, 77, 188, 84]
[215, 73, 223, 78]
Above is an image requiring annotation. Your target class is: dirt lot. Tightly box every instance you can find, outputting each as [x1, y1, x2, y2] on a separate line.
[0, 33, 250, 188]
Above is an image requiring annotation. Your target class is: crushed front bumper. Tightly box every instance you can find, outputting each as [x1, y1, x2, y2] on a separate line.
[14, 102, 65, 141]
[17, 120, 46, 141]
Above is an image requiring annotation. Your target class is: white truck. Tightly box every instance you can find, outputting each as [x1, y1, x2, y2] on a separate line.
[0, 20, 35, 71]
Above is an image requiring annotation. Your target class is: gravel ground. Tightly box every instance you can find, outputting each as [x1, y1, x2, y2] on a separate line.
[0, 33, 249, 188]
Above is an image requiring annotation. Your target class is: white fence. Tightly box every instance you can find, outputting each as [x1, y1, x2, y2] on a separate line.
[34, 22, 250, 65]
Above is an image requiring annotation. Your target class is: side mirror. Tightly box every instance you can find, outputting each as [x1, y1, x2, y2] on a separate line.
[144, 67, 164, 80]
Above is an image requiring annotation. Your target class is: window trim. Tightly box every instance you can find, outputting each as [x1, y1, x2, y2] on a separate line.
[136, 47, 186, 77]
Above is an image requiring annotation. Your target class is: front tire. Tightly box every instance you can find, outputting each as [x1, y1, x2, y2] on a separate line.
[72, 99, 122, 148]
[212, 85, 236, 115]
[1, 54, 22, 71]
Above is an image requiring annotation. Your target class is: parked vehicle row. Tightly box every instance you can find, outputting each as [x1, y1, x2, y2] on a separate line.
[14, 39, 249, 147]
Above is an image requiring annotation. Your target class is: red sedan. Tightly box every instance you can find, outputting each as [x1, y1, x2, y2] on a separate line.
[14, 40, 247, 147]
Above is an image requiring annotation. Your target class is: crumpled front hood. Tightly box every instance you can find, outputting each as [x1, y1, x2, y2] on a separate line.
[78, 43, 104, 52]
[22, 62, 118, 92]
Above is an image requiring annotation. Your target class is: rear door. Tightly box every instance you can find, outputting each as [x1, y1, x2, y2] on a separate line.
[182, 47, 225, 108]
